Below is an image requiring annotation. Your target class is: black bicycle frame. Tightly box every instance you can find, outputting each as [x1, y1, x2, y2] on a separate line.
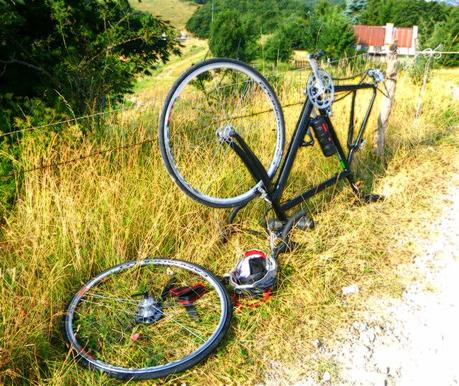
[225, 82, 378, 224]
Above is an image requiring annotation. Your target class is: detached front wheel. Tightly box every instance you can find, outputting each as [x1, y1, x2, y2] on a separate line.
[63, 258, 232, 380]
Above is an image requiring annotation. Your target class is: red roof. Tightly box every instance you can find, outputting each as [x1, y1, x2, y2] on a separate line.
[395, 28, 413, 48]
[353, 25, 415, 48]
[353, 25, 385, 46]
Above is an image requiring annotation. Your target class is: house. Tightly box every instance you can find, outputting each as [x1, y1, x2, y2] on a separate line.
[178, 31, 188, 42]
[353, 23, 418, 56]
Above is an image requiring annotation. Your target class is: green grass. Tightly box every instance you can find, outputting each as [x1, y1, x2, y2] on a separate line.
[133, 37, 208, 99]
[0, 66, 458, 385]
[129, 0, 199, 30]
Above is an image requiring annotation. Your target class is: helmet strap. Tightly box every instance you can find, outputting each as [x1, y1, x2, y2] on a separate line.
[231, 288, 273, 310]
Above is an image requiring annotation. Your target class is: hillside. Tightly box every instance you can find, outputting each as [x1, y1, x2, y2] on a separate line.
[128, 0, 198, 30]
[128, 0, 208, 96]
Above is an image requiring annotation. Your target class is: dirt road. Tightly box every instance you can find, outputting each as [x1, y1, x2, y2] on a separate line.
[298, 172, 459, 385]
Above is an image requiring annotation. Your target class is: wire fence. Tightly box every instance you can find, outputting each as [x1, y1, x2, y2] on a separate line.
[0, 53, 370, 139]
[1, 49, 457, 180]
[0, 50, 393, 140]
[0, 99, 308, 179]
[1, 138, 157, 179]
[0, 97, 164, 140]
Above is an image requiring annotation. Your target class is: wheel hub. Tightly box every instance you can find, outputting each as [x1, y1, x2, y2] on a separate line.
[216, 125, 235, 143]
[134, 296, 163, 324]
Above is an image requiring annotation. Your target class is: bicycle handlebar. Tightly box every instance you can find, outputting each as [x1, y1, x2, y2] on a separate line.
[308, 50, 325, 61]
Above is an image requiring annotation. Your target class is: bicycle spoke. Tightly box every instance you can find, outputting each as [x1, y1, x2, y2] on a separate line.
[67, 258, 228, 374]
[77, 299, 136, 316]
[86, 293, 138, 305]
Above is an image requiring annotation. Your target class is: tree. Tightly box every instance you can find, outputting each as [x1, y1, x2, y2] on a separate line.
[359, 0, 450, 46]
[186, 0, 310, 39]
[0, 0, 180, 118]
[344, 0, 367, 23]
[185, 1, 213, 38]
[208, 9, 259, 61]
[308, 2, 356, 59]
[281, 16, 310, 50]
[264, 30, 294, 64]
[426, 7, 459, 67]
[0, 0, 180, 213]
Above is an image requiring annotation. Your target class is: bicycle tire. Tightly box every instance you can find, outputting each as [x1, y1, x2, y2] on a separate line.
[63, 258, 232, 380]
[159, 58, 285, 208]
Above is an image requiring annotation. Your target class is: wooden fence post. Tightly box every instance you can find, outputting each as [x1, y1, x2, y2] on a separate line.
[374, 42, 398, 157]
[415, 51, 434, 119]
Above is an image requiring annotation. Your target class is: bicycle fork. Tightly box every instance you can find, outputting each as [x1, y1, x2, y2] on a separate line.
[217, 126, 288, 223]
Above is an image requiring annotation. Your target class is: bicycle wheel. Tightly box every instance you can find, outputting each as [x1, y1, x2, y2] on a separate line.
[63, 258, 232, 380]
[159, 58, 285, 208]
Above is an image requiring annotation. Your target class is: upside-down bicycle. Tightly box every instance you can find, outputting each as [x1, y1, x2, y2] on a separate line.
[63, 52, 385, 379]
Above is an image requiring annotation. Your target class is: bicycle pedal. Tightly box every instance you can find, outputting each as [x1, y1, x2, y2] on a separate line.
[296, 215, 315, 230]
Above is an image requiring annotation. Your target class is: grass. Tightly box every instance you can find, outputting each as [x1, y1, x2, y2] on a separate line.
[133, 37, 208, 99]
[128, 0, 198, 31]
[0, 62, 458, 385]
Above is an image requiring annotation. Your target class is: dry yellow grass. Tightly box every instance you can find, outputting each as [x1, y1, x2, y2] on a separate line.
[0, 65, 458, 385]
[134, 37, 209, 99]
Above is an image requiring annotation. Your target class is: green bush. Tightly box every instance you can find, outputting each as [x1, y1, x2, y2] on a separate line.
[0, 0, 180, 117]
[264, 31, 294, 64]
[425, 7, 459, 67]
[186, 2, 213, 38]
[0, 0, 180, 214]
[308, 2, 356, 60]
[208, 9, 259, 62]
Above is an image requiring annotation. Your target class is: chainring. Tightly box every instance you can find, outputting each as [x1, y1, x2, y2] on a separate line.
[306, 68, 335, 110]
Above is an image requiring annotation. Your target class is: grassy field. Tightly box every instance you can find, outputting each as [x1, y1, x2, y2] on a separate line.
[0, 62, 458, 385]
[129, 0, 198, 30]
[134, 37, 209, 99]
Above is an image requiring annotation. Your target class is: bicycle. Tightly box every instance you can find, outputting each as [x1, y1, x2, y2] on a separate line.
[63, 52, 385, 379]
[159, 51, 384, 235]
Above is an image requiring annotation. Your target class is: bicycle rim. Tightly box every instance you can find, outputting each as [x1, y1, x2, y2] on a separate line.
[64, 259, 232, 379]
[159, 58, 285, 208]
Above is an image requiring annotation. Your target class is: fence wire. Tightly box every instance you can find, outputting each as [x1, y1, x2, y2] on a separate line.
[1, 98, 308, 179]
[3, 50, 456, 180]
[0, 52, 372, 141]
[0, 99, 162, 139]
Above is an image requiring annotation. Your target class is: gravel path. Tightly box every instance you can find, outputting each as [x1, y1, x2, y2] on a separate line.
[297, 173, 459, 386]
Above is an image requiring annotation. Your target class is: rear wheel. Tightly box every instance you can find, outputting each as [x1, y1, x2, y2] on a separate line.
[63, 258, 232, 380]
[159, 58, 285, 208]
